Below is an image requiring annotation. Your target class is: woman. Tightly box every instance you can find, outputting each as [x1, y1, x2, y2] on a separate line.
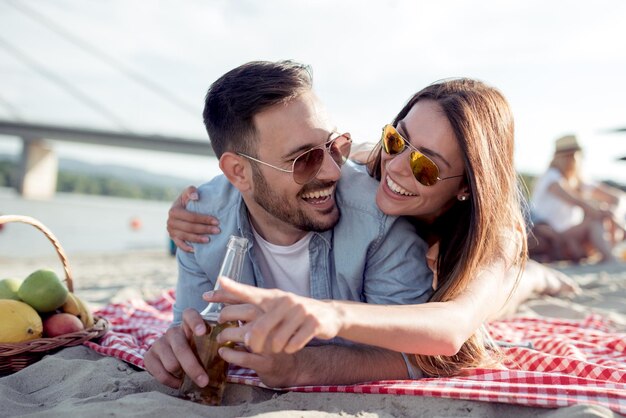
[530, 135, 625, 263]
[168, 78, 576, 377]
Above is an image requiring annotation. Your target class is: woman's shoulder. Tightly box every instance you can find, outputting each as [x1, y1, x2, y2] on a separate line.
[531, 168, 563, 200]
[498, 224, 525, 267]
[536, 167, 563, 184]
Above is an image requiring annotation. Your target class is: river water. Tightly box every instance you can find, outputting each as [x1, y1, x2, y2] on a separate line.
[0, 187, 172, 258]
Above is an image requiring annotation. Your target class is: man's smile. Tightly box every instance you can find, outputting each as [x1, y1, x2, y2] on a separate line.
[300, 184, 336, 206]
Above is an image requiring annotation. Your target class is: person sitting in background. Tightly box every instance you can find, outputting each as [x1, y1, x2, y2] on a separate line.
[530, 135, 626, 263]
[527, 221, 562, 263]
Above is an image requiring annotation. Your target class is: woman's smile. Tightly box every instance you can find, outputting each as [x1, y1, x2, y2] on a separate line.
[385, 175, 417, 197]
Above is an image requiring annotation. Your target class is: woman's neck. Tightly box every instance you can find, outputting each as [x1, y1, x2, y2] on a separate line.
[408, 217, 439, 246]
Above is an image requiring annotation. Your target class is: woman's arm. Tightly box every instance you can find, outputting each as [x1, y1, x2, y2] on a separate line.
[494, 259, 580, 318]
[211, 257, 578, 357]
[547, 182, 597, 214]
[210, 263, 510, 356]
[167, 186, 221, 252]
[588, 183, 624, 207]
[547, 181, 621, 224]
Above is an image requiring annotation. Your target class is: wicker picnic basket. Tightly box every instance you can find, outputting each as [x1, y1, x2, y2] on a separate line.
[0, 215, 108, 375]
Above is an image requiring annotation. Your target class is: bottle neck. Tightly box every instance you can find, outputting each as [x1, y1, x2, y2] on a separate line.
[199, 236, 248, 320]
[200, 310, 220, 322]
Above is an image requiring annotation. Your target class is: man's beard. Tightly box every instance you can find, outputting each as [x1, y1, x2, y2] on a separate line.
[251, 167, 340, 233]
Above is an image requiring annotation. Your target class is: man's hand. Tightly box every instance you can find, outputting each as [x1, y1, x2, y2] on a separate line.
[144, 308, 210, 388]
[218, 346, 298, 388]
[167, 185, 221, 252]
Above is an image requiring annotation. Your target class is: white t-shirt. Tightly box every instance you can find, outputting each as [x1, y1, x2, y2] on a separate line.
[251, 226, 312, 297]
[531, 167, 584, 232]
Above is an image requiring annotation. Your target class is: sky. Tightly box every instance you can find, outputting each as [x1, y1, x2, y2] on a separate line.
[0, 0, 625, 185]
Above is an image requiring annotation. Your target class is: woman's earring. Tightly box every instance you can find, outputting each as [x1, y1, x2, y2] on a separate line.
[458, 195, 468, 201]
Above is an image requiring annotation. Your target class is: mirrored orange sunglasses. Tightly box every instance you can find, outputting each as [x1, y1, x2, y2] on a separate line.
[381, 124, 464, 186]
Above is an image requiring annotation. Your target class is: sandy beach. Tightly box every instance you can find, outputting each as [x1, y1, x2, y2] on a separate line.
[1, 250, 625, 417]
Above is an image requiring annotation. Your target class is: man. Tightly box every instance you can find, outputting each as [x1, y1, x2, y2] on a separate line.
[144, 60, 433, 389]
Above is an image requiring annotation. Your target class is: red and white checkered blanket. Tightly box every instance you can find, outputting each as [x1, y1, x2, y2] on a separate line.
[84, 290, 626, 414]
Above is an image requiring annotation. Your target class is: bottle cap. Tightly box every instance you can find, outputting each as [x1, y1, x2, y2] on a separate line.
[227, 235, 249, 251]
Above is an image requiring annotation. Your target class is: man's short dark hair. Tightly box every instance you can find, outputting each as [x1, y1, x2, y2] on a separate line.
[203, 60, 313, 158]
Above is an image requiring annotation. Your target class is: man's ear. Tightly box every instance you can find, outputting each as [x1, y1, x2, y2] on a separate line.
[219, 152, 252, 192]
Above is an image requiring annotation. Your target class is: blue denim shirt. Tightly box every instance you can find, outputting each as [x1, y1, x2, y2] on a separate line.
[173, 163, 433, 325]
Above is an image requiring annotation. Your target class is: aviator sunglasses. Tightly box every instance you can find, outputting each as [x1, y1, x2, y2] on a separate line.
[238, 132, 352, 185]
[381, 124, 464, 186]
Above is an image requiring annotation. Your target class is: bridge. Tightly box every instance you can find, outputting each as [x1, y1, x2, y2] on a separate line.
[1, 119, 624, 199]
[0, 119, 214, 199]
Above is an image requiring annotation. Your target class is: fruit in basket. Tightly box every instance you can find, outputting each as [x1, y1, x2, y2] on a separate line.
[60, 292, 81, 316]
[74, 294, 95, 328]
[0, 299, 43, 343]
[0, 278, 21, 300]
[61, 293, 94, 328]
[43, 313, 84, 337]
[18, 269, 68, 313]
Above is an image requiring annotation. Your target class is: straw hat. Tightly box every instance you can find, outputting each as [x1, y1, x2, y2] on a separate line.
[554, 135, 582, 154]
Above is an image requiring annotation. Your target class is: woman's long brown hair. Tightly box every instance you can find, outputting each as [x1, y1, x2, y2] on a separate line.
[368, 78, 528, 376]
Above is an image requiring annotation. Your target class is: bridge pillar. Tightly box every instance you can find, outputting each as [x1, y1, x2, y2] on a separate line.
[17, 138, 57, 199]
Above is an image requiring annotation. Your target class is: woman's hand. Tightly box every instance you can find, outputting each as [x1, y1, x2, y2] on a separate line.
[167, 186, 221, 252]
[204, 277, 343, 355]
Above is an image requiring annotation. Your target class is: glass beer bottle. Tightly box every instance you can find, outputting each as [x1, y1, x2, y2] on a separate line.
[179, 235, 249, 405]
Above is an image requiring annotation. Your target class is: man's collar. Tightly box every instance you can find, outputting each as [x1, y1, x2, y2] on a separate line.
[235, 198, 256, 248]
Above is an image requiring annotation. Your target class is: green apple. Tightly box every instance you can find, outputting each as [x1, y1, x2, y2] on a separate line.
[18, 269, 68, 313]
[0, 278, 21, 300]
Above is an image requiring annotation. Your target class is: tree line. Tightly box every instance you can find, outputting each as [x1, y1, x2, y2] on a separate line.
[0, 160, 179, 201]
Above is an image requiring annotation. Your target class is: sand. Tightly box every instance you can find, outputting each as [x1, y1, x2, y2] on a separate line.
[1, 250, 625, 417]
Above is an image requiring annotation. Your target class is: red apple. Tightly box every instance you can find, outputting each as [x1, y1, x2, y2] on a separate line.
[43, 313, 85, 337]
